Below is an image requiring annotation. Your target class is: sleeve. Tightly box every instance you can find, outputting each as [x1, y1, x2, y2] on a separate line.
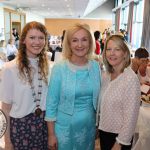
[116, 74, 141, 145]
[96, 71, 105, 126]
[0, 65, 14, 104]
[96, 92, 101, 126]
[45, 64, 61, 121]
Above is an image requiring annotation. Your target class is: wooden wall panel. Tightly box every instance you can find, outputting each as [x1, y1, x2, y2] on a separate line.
[45, 19, 112, 36]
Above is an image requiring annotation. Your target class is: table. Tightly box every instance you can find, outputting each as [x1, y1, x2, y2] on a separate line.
[132, 105, 150, 150]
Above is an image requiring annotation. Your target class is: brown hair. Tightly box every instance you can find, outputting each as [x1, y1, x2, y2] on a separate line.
[17, 21, 49, 84]
[103, 34, 131, 73]
[135, 47, 149, 58]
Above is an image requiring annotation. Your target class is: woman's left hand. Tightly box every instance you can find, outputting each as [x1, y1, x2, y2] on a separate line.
[111, 142, 121, 150]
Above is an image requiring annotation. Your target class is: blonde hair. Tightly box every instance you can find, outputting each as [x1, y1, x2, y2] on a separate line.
[17, 21, 49, 84]
[62, 23, 95, 59]
[8, 38, 15, 44]
[103, 34, 131, 73]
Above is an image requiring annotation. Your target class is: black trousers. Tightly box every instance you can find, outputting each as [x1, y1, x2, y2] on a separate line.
[99, 130, 132, 150]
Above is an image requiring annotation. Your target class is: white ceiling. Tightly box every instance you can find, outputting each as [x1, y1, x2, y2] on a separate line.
[1, 0, 109, 19]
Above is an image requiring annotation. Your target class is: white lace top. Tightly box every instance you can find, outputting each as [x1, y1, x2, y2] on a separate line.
[98, 67, 141, 145]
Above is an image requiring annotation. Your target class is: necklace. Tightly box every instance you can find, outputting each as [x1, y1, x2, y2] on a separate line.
[27, 60, 42, 116]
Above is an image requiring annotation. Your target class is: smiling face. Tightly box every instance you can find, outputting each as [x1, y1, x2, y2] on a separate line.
[23, 29, 45, 58]
[106, 40, 126, 71]
[70, 29, 90, 60]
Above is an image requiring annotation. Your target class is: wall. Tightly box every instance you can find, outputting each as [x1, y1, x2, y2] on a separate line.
[3, 8, 26, 43]
[45, 19, 112, 36]
[25, 11, 45, 24]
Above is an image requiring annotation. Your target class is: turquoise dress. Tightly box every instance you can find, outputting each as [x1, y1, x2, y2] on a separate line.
[45, 60, 101, 150]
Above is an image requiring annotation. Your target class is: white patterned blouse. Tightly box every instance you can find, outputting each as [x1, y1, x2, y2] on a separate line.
[98, 67, 141, 145]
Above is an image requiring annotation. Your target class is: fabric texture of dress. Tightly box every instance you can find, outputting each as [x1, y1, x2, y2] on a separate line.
[45, 60, 101, 150]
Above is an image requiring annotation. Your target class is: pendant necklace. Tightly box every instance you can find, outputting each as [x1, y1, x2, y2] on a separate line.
[27, 60, 42, 116]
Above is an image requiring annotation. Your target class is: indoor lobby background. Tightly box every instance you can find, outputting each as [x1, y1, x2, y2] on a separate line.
[0, 0, 149, 52]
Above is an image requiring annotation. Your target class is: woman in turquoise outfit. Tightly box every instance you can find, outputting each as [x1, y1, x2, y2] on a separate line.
[45, 23, 101, 150]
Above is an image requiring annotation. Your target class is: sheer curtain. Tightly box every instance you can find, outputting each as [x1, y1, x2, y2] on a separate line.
[127, 1, 134, 43]
[115, 8, 121, 31]
[141, 0, 150, 50]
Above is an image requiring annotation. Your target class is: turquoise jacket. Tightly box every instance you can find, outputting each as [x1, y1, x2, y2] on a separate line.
[45, 60, 101, 121]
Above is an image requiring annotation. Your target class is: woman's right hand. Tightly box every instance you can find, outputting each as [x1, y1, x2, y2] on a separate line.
[48, 134, 58, 150]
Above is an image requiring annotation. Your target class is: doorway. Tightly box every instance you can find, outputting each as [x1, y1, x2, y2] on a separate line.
[12, 21, 21, 36]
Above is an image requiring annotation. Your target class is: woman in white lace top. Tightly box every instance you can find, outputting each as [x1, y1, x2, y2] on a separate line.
[97, 35, 141, 150]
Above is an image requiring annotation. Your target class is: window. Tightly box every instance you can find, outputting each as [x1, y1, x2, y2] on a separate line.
[115, 0, 123, 7]
[131, 0, 144, 50]
[118, 0, 123, 6]
[120, 6, 129, 30]
[112, 13, 116, 31]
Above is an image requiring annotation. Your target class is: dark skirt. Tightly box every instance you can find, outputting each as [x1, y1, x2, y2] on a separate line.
[10, 112, 48, 150]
